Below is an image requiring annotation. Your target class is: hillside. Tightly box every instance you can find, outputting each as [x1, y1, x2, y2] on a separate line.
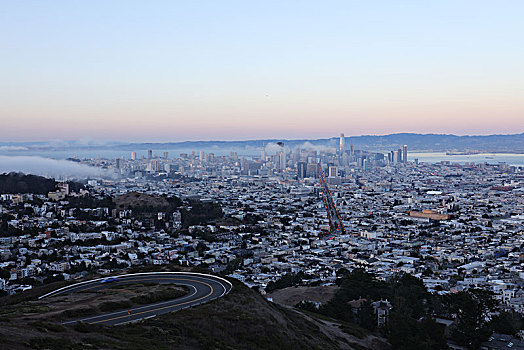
[0, 172, 56, 194]
[113, 191, 171, 210]
[0, 278, 389, 350]
[0, 172, 85, 195]
[269, 285, 340, 306]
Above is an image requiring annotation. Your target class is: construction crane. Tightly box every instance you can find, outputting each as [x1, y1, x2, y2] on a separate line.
[317, 164, 346, 236]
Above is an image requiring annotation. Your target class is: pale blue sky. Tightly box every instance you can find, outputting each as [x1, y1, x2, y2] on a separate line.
[1, 1, 523, 141]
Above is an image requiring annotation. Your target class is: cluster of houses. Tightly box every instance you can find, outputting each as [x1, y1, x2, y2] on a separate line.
[1, 151, 523, 331]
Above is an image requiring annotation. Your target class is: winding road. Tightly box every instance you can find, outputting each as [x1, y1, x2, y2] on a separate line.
[38, 272, 232, 326]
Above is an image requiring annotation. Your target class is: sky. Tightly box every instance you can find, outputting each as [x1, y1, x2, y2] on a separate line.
[1, 1, 523, 142]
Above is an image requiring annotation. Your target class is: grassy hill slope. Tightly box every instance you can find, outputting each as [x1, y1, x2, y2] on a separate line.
[0, 279, 389, 350]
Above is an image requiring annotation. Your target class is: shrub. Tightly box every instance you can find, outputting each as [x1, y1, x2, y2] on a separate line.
[131, 287, 188, 305]
[60, 307, 97, 319]
[99, 300, 132, 312]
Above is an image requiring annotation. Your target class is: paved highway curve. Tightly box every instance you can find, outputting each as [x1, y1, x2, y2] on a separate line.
[38, 272, 232, 326]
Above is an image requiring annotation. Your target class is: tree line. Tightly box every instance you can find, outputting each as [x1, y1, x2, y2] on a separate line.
[295, 268, 522, 349]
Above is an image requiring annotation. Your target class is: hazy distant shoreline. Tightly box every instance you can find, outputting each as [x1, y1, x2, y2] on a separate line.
[410, 151, 524, 155]
[410, 152, 524, 166]
[1, 133, 523, 159]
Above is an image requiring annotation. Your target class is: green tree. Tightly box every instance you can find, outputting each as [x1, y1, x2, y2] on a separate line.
[337, 268, 390, 301]
[358, 300, 376, 331]
[446, 289, 497, 349]
[388, 311, 447, 350]
[196, 242, 208, 257]
[391, 273, 429, 319]
[0, 268, 11, 280]
[490, 310, 523, 335]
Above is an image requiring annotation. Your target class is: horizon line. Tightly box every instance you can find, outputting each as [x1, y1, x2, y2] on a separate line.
[2, 131, 524, 145]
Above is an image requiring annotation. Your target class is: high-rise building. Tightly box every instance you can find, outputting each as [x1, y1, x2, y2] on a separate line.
[403, 145, 408, 163]
[350, 143, 354, 157]
[341, 152, 349, 166]
[261, 142, 266, 161]
[339, 133, 345, 153]
[278, 142, 285, 170]
[293, 147, 300, 163]
[131, 152, 137, 160]
[115, 158, 121, 169]
[329, 166, 338, 177]
[297, 162, 307, 179]
[163, 151, 169, 159]
[199, 151, 205, 162]
[397, 149, 402, 163]
[306, 163, 317, 178]
[147, 149, 153, 159]
[151, 160, 159, 172]
[279, 151, 286, 170]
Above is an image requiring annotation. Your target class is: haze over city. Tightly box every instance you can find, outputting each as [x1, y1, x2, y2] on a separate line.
[2, 1, 523, 142]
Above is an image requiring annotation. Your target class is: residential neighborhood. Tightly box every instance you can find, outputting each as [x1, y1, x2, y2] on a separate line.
[1, 146, 522, 321]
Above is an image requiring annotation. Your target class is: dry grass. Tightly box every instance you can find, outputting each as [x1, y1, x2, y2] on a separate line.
[0, 269, 389, 350]
[269, 285, 340, 306]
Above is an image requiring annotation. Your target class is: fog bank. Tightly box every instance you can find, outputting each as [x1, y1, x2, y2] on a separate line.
[0, 156, 110, 179]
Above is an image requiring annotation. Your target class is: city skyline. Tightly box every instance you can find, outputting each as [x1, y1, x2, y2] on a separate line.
[2, 1, 524, 141]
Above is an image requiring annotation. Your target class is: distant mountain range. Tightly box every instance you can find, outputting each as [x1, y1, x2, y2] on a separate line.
[1, 133, 524, 153]
[110, 133, 524, 153]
